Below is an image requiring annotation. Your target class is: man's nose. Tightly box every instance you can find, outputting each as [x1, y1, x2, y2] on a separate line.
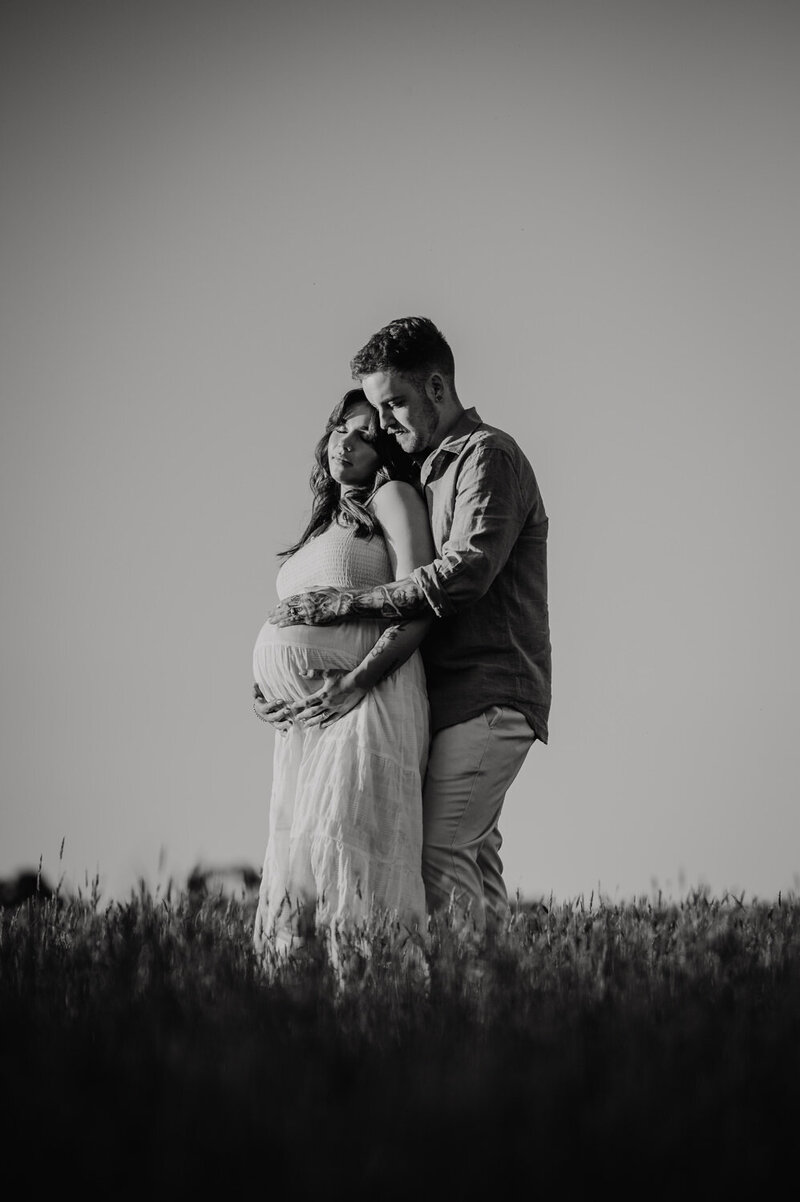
[377, 406, 392, 430]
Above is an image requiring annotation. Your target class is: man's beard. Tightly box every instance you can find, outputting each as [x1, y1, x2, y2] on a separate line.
[392, 429, 431, 455]
[392, 428, 419, 449]
[390, 399, 437, 455]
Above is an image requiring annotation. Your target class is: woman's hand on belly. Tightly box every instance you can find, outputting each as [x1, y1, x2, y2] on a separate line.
[289, 668, 367, 729]
[253, 683, 293, 734]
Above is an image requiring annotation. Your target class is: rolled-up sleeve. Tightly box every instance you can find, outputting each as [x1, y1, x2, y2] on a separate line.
[410, 447, 530, 616]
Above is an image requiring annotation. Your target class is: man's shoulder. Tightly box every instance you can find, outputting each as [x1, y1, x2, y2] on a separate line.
[472, 420, 520, 452]
[429, 408, 537, 485]
[461, 418, 545, 512]
[466, 419, 534, 474]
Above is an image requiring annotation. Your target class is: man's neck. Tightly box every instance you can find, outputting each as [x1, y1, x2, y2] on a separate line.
[430, 402, 466, 450]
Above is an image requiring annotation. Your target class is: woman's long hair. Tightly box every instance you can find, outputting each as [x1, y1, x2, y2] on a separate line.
[279, 389, 418, 560]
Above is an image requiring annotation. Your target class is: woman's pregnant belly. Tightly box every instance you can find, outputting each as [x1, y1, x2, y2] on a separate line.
[252, 618, 390, 703]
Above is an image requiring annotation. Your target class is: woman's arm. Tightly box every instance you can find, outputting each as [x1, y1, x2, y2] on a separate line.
[350, 480, 435, 684]
[291, 482, 435, 728]
[373, 480, 436, 579]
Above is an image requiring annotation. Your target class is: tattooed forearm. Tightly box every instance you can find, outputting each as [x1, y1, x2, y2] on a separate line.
[348, 580, 429, 620]
[351, 614, 436, 690]
[357, 623, 409, 683]
[269, 578, 430, 627]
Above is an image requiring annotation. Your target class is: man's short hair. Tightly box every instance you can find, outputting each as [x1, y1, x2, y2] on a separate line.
[350, 316, 455, 383]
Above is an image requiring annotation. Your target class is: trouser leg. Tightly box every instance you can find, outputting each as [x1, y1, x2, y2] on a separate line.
[421, 706, 536, 932]
[478, 824, 508, 929]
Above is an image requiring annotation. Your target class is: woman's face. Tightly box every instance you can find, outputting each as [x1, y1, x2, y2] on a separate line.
[327, 399, 383, 490]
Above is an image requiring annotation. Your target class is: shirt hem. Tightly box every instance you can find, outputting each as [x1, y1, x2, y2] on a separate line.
[430, 700, 549, 744]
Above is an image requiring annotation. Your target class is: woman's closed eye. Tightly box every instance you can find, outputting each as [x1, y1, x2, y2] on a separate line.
[335, 425, 373, 442]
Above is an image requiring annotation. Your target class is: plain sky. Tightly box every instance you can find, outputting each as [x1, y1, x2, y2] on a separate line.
[2, 0, 798, 905]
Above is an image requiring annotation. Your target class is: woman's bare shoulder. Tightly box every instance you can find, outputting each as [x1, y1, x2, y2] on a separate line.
[370, 479, 425, 515]
[371, 480, 434, 566]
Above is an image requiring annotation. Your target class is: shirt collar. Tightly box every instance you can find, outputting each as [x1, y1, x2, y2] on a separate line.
[421, 408, 482, 470]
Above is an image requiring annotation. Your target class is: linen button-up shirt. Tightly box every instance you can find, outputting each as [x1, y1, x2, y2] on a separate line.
[410, 407, 551, 742]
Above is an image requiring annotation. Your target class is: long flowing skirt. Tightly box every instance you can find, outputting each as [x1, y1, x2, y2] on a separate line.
[252, 619, 429, 958]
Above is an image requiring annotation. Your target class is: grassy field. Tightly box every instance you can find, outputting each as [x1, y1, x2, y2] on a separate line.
[2, 876, 798, 1197]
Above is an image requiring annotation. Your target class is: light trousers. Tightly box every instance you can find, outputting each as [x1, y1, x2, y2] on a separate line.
[421, 705, 536, 933]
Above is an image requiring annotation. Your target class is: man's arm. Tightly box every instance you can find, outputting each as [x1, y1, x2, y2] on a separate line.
[269, 444, 539, 628]
[270, 479, 435, 629]
[268, 577, 429, 627]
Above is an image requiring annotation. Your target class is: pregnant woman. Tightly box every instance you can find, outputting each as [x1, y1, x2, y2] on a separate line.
[252, 389, 435, 964]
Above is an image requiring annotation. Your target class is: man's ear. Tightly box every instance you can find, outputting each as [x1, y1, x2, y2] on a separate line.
[426, 372, 445, 404]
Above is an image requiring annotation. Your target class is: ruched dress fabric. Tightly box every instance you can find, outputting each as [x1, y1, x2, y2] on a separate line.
[252, 521, 429, 957]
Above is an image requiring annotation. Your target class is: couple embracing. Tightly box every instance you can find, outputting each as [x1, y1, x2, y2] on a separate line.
[252, 316, 551, 962]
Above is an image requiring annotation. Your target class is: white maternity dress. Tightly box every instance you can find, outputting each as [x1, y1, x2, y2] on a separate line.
[252, 520, 430, 957]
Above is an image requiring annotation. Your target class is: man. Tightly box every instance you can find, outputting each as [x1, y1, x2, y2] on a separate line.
[257, 316, 551, 934]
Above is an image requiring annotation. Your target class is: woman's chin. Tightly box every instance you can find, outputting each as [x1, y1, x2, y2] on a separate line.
[335, 473, 370, 490]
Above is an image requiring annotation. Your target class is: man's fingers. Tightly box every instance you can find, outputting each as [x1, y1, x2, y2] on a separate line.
[268, 601, 299, 625]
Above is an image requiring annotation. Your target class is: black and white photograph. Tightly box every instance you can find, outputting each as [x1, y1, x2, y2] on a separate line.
[2, 0, 798, 1194]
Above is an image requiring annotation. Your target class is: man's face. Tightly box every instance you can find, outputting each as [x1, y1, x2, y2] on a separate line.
[360, 371, 439, 456]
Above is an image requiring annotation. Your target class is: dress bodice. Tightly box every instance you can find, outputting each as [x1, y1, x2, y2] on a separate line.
[254, 519, 395, 689]
[276, 521, 392, 600]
